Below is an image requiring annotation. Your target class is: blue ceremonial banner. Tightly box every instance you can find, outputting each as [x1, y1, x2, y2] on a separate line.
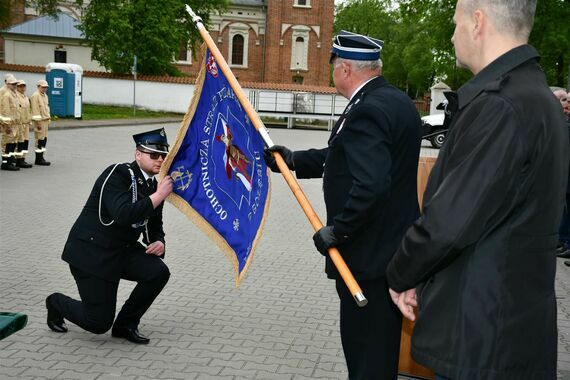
[161, 48, 271, 286]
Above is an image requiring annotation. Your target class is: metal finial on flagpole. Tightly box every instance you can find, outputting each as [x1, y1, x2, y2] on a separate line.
[185, 4, 203, 26]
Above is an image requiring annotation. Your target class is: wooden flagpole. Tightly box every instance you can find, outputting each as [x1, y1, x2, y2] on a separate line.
[185, 5, 367, 306]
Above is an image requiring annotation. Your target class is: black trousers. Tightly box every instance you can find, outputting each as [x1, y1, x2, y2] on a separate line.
[336, 277, 403, 380]
[51, 250, 170, 334]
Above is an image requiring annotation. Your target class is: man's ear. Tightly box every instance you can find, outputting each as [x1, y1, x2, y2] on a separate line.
[472, 9, 484, 37]
[341, 61, 351, 77]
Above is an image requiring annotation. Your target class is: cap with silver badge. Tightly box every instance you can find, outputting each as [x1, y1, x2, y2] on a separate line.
[133, 128, 169, 154]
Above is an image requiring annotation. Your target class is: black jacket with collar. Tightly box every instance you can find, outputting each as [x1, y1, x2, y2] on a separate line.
[387, 45, 568, 379]
[293, 76, 423, 280]
[62, 161, 165, 281]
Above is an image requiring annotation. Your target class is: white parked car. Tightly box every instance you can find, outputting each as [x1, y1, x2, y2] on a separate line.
[421, 113, 447, 149]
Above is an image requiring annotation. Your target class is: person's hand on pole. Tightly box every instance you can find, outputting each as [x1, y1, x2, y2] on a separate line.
[150, 176, 173, 208]
[264, 145, 295, 172]
[389, 288, 417, 321]
[313, 226, 344, 256]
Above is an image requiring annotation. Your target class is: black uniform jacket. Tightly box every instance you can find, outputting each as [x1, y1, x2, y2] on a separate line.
[386, 45, 568, 379]
[294, 76, 422, 280]
[62, 161, 165, 282]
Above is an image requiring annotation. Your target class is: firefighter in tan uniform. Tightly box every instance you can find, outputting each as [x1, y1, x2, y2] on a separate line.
[31, 79, 51, 166]
[0, 73, 16, 98]
[15, 80, 33, 168]
[1, 75, 20, 171]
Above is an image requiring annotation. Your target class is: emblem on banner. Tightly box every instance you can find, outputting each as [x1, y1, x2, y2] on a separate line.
[171, 166, 193, 191]
[215, 117, 253, 192]
[213, 107, 256, 209]
[207, 55, 219, 78]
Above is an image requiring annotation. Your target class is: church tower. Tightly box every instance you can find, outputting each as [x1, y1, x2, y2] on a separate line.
[264, 0, 334, 86]
[179, 0, 333, 87]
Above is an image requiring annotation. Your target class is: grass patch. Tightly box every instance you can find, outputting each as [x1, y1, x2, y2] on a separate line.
[79, 104, 183, 120]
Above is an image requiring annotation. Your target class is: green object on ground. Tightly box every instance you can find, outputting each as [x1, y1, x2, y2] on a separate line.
[0, 312, 27, 340]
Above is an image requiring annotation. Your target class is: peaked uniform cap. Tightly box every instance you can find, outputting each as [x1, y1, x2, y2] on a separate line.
[37, 79, 49, 87]
[133, 128, 169, 154]
[331, 30, 384, 62]
[16, 80, 26, 86]
[6, 76, 18, 84]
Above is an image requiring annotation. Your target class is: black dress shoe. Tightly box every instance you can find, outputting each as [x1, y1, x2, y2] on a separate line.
[565, 260, 570, 267]
[111, 327, 150, 344]
[557, 249, 570, 259]
[45, 295, 68, 333]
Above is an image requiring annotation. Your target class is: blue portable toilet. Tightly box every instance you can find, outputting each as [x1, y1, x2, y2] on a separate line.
[45, 63, 83, 118]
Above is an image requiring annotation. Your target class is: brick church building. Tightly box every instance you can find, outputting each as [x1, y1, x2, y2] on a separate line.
[2, 0, 334, 87]
[178, 0, 334, 87]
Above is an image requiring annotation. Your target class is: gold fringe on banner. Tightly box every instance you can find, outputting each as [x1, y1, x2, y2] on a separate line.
[160, 44, 271, 287]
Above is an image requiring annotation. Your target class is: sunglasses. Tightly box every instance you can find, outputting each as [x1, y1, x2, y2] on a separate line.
[140, 150, 167, 160]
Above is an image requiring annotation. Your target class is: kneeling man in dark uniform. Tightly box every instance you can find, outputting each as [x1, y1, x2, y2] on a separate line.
[46, 128, 173, 344]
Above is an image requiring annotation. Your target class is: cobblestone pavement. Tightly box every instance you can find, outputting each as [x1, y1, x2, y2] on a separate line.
[0, 124, 569, 380]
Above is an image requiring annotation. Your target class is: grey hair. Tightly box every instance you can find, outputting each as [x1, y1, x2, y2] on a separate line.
[335, 57, 383, 73]
[462, 0, 537, 41]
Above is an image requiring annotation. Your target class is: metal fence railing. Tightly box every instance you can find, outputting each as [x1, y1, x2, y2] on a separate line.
[247, 89, 431, 129]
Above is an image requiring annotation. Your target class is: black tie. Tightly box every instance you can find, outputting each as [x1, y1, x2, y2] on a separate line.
[147, 178, 154, 191]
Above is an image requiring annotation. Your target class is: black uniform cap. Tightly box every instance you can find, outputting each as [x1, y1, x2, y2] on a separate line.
[133, 128, 169, 154]
[330, 30, 384, 63]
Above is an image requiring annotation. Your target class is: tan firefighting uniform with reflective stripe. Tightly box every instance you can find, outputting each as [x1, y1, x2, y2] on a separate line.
[0, 89, 19, 162]
[31, 90, 50, 152]
[16, 91, 31, 159]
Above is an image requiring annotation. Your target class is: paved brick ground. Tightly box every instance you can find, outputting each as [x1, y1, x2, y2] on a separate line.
[0, 123, 568, 379]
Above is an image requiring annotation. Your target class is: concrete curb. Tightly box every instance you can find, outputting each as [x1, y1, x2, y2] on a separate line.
[49, 117, 183, 130]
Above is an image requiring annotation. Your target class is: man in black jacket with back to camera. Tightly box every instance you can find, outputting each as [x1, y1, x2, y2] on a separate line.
[386, 1, 568, 379]
[265, 31, 422, 379]
[45, 128, 173, 344]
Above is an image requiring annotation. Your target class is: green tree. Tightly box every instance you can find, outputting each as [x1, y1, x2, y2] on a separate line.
[333, 0, 419, 94]
[27, 0, 228, 75]
[335, 0, 570, 94]
[333, 0, 465, 96]
[530, 0, 570, 89]
[398, 0, 570, 89]
[397, 0, 471, 91]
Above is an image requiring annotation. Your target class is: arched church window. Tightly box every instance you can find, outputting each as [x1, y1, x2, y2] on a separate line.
[232, 34, 244, 66]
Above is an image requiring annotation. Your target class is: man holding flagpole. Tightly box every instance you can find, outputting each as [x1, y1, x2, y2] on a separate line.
[265, 31, 423, 379]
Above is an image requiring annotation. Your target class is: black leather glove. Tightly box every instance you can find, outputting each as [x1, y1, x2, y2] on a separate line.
[263, 145, 295, 173]
[313, 226, 343, 256]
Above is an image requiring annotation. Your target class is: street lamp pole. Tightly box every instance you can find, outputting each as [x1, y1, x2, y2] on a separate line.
[132, 54, 137, 117]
